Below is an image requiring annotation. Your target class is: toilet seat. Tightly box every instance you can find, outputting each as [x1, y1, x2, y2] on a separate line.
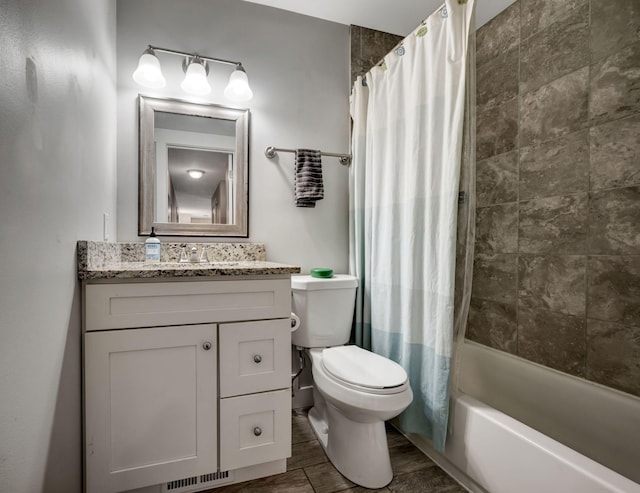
[321, 346, 408, 395]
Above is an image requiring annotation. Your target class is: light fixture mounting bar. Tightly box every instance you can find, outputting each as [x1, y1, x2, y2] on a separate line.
[148, 45, 240, 67]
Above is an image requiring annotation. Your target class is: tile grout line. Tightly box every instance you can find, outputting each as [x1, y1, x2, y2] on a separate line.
[478, 181, 640, 212]
[515, 0, 523, 357]
[480, 107, 640, 168]
[584, 0, 593, 379]
[300, 464, 318, 493]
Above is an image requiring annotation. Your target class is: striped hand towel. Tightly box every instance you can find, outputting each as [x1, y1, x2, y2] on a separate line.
[294, 149, 324, 208]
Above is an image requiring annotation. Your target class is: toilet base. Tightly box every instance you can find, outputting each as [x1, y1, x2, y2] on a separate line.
[307, 402, 393, 489]
[307, 406, 328, 449]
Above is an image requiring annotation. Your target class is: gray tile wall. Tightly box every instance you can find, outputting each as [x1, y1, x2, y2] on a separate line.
[469, 0, 640, 398]
[350, 25, 403, 86]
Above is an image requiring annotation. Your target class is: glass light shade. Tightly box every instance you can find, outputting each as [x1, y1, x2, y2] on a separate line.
[187, 169, 205, 179]
[132, 52, 166, 88]
[224, 68, 253, 102]
[181, 61, 211, 95]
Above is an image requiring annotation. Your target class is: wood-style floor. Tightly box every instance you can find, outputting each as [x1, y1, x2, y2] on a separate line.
[211, 412, 467, 492]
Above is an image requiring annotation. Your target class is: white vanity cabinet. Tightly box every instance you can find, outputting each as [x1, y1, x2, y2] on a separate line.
[83, 277, 292, 493]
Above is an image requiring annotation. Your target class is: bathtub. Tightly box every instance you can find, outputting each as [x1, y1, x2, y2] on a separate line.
[399, 341, 640, 493]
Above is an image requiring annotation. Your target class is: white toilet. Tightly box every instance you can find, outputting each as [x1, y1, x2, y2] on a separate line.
[291, 274, 413, 489]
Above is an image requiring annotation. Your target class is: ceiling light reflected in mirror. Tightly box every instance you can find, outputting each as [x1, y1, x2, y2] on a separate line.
[187, 169, 205, 179]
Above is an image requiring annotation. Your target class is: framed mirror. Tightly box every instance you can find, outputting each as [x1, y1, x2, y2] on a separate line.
[139, 95, 249, 237]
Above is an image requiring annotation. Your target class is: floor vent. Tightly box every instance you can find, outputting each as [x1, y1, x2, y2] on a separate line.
[162, 470, 233, 493]
[165, 476, 197, 491]
[201, 470, 230, 483]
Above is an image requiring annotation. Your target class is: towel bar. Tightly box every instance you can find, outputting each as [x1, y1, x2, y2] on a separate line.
[265, 146, 351, 166]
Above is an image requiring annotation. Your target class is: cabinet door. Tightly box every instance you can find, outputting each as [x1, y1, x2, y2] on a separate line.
[219, 319, 291, 397]
[84, 324, 217, 493]
[219, 389, 291, 471]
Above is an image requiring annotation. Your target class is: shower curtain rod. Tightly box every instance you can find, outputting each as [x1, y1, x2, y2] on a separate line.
[264, 146, 351, 166]
[366, 1, 456, 75]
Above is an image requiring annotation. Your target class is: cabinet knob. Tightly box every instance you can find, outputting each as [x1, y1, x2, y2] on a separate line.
[203, 341, 212, 351]
[253, 354, 262, 363]
[253, 426, 262, 437]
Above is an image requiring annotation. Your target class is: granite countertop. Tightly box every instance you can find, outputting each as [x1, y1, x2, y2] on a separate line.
[77, 241, 301, 280]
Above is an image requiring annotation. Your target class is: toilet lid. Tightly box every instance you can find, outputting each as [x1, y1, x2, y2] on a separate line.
[321, 346, 408, 389]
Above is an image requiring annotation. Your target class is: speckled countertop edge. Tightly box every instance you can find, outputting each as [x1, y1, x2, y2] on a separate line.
[77, 241, 300, 280]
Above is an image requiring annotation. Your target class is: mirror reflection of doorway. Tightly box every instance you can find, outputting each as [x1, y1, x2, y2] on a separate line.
[139, 96, 249, 236]
[166, 147, 234, 224]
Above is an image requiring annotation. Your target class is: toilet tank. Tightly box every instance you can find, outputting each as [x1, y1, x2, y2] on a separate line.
[291, 274, 358, 348]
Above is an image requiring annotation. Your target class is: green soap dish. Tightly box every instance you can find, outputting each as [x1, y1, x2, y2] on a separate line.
[310, 267, 334, 278]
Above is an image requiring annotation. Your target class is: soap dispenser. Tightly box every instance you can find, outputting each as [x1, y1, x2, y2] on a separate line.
[144, 227, 161, 263]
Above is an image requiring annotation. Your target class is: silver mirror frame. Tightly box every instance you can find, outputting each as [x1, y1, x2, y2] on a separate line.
[139, 95, 249, 237]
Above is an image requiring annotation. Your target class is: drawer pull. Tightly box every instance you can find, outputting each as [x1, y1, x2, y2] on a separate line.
[253, 354, 262, 363]
[203, 341, 212, 351]
[253, 426, 262, 437]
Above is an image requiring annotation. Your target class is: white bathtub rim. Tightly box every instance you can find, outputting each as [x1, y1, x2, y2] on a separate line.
[457, 341, 640, 483]
[450, 393, 640, 493]
[394, 392, 640, 493]
[460, 341, 640, 404]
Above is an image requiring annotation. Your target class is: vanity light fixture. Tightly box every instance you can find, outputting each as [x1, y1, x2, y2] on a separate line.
[187, 169, 205, 179]
[132, 48, 166, 88]
[180, 57, 211, 95]
[132, 45, 253, 102]
[224, 65, 253, 102]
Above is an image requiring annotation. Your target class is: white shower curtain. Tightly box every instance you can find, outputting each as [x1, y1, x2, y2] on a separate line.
[349, 0, 475, 451]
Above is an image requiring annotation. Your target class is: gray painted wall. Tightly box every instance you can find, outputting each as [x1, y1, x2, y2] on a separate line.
[0, 2, 349, 489]
[116, 0, 351, 274]
[0, 0, 117, 491]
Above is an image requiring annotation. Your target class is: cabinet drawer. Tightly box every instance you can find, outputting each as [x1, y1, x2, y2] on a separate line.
[219, 390, 291, 471]
[85, 279, 291, 330]
[219, 319, 291, 397]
